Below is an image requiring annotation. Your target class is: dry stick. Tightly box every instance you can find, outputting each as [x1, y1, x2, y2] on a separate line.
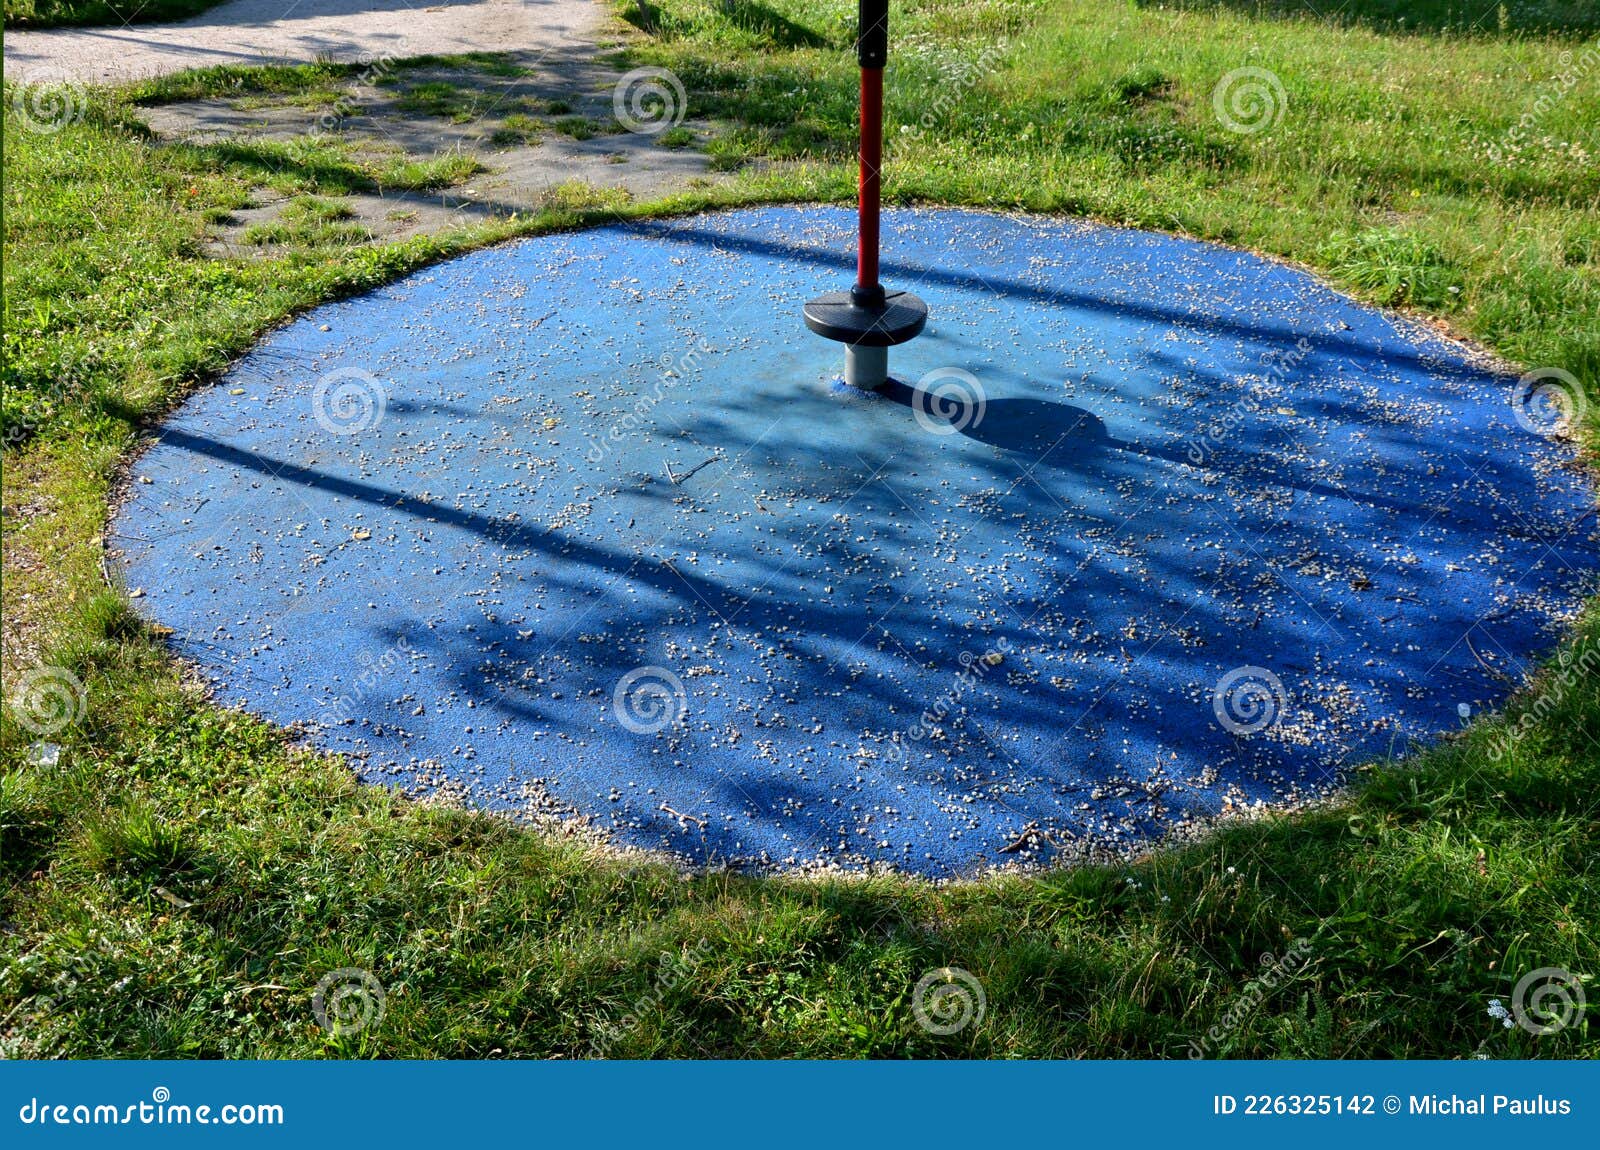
[670, 454, 723, 485]
[1464, 632, 1516, 685]
[660, 802, 707, 829]
[1000, 821, 1053, 854]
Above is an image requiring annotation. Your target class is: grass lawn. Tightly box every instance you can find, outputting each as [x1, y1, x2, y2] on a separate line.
[2, 0, 1597, 1057]
[3, 0, 224, 29]
[1142, 0, 1599, 36]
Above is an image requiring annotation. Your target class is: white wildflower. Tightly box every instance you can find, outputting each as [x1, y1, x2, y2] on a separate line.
[1487, 999, 1514, 1028]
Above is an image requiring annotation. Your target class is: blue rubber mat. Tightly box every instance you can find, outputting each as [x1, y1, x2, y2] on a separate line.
[112, 206, 1597, 876]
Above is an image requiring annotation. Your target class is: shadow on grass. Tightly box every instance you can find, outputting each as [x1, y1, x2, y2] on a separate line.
[721, 0, 834, 50]
[621, 0, 836, 49]
[4, 0, 222, 30]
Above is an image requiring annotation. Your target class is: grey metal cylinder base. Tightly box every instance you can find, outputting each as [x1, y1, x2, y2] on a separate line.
[844, 344, 888, 390]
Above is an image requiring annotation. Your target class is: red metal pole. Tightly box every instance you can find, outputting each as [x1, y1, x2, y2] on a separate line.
[802, 0, 926, 387]
[857, 66, 883, 297]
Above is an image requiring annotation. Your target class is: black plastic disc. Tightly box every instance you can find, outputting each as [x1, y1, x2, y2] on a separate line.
[803, 289, 928, 347]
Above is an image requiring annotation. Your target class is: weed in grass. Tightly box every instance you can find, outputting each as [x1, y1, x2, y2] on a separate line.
[489, 113, 544, 147]
[126, 61, 362, 107]
[78, 801, 201, 885]
[554, 116, 602, 140]
[1318, 228, 1463, 309]
[241, 219, 373, 247]
[240, 195, 368, 246]
[1105, 65, 1176, 107]
[284, 195, 356, 222]
[395, 80, 477, 120]
[375, 152, 483, 192]
[389, 53, 540, 79]
[176, 136, 366, 196]
[703, 126, 764, 171]
[537, 182, 633, 213]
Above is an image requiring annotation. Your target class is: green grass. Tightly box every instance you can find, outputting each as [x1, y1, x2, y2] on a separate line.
[554, 116, 608, 140]
[3, 0, 1597, 1057]
[240, 196, 370, 248]
[122, 56, 544, 108]
[1138, 1, 1600, 37]
[175, 136, 483, 198]
[282, 195, 356, 223]
[394, 80, 490, 123]
[4, 0, 222, 28]
[489, 114, 545, 147]
[123, 62, 367, 107]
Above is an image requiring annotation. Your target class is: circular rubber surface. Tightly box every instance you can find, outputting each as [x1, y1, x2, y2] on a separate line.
[113, 206, 1598, 876]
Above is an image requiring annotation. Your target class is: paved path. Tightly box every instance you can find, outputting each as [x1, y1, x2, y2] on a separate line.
[4, 0, 603, 85]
